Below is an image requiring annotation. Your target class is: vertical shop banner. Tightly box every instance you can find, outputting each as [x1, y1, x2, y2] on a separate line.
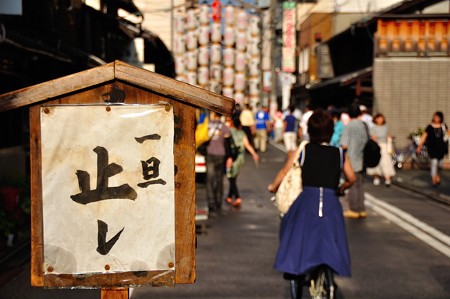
[41, 105, 175, 275]
[282, 1, 296, 73]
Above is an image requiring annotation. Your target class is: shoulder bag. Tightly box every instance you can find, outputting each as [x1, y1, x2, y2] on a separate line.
[272, 141, 308, 217]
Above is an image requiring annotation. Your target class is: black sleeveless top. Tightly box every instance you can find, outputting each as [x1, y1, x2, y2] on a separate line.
[300, 143, 342, 190]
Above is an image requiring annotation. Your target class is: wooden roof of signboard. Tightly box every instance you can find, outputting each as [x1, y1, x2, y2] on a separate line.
[0, 60, 235, 115]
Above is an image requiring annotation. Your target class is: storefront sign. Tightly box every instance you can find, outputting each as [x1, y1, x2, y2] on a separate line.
[282, 1, 296, 73]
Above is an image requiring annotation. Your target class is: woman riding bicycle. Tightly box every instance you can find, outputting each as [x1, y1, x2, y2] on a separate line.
[268, 109, 356, 298]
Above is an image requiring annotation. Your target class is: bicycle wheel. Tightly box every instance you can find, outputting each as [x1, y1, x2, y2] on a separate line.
[308, 266, 336, 299]
[412, 146, 429, 168]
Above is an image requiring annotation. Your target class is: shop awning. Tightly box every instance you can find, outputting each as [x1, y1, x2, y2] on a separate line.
[308, 67, 372, 91]
[307, 67, 373, 108]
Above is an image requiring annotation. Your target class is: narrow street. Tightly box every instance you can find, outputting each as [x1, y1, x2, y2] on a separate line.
[133, 143, 450, 299]
[1, 143, 450, 299]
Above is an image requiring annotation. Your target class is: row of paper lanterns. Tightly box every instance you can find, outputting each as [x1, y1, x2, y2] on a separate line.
[173, 4, 263, 103]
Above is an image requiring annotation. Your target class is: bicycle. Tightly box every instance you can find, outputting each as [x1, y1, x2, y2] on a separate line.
[391, 136, 429, 169]
[289, 264, 336, 299]
[307, 265, 336, 299]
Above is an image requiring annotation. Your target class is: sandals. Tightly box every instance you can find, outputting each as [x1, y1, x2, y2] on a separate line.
[233, 198, 242, 207]
[226, 197, 242, 207]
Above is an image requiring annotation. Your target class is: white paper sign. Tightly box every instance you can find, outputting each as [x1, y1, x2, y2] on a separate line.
[40, 104, 175, 275]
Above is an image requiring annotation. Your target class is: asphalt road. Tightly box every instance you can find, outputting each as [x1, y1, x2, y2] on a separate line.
[1, 143, 449, 299]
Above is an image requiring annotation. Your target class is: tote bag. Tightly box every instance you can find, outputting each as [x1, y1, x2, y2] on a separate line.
[273, 141, 308, 216]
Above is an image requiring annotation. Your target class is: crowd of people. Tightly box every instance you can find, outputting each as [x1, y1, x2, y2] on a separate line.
[198, 102, 449, 212]
[196, 103, 448, 299]
[266, 105, 448, 298]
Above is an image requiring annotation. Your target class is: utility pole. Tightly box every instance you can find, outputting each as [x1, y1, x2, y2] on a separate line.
[270, 0, 278, 110]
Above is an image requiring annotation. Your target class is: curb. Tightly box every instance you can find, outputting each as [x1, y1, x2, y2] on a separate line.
[393, 180, 450, 206]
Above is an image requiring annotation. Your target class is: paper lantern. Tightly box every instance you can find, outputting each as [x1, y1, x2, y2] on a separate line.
[198, 66, 209, 86]
[175, 56, 185, 74]
[223, 26, 235, 47]
[248, 78, 260, 96]
[187, 71, 197, 85]
[235, 52, 246, 72]
[211, 22, 222, 43]
[248, 59, 260, 76]
[186, 51, 197, 70]
[222, 87, 234, 98]
[224, 6, 235, 24]
[199, 4, 209, 24]
[174, 14, 185, 33]
[209, 81, 221, 94]
[223, 68, 235, 86]
[198, 26, 209, 46]
[223, 48, 235, 67]
[249, 16, 260, 36]
[198, 47, 209, 66]
[237, 10, 248, 31]
[236, 32, 247, 51]
[248, 40, 260, 56]
[173, 36, 186, 55]
[186, 30, 198, 50]
[234, 92, 245, 104]
[234, 73, 245, 91]
[210, 65, 222, 81]
[211, 44, 222, 63]
[186, 9, 197, 30]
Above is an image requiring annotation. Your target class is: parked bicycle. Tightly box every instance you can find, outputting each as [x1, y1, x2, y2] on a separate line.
[391, 136, 429, 169]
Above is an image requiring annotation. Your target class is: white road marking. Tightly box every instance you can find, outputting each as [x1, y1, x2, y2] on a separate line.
[268, 139, 288, 153]
[365, 192, 450, 259]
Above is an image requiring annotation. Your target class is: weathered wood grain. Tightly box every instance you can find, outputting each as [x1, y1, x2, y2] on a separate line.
[0, 63, 115, 112]
[30, 105, 44, 287]
[101, 288, 129, 299]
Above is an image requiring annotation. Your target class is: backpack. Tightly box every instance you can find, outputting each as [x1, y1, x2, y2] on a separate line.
[363, 124, 381, 168]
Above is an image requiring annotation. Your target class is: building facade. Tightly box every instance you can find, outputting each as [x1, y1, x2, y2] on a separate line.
[0, 0, 175, 177]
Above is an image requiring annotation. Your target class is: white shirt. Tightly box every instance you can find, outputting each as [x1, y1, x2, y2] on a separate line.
[299, 110, 313, 141]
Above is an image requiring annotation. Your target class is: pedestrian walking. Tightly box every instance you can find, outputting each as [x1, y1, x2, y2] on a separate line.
[359, 105, 374, 129]
[339, 104, 369, 219]
[231, 103, 242, 124]
[239, 103, 256, 149]
[366, 113, 396, 187]
[417, 111, 449, 186]
[254, 105, 271, 153]
[206, 111, 231, 212]
[268, 109, 356, 299]
[225, 117, 259, 207]
[330, 108, 344, 147]
[298, 104, 313, 141]
[283, 106, 298, 157]
[273, 109, 284, 143]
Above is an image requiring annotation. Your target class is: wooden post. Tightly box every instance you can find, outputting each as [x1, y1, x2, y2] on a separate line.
[101, 288, 129, 299]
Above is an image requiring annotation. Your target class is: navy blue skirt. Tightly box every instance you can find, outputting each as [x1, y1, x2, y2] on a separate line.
[274, 186, 351, 277]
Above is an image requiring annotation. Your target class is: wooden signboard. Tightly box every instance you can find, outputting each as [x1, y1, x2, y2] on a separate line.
[0, 61, 234, 290]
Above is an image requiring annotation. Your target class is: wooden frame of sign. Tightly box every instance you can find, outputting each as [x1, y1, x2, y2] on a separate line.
[0, 61, 234, 289]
